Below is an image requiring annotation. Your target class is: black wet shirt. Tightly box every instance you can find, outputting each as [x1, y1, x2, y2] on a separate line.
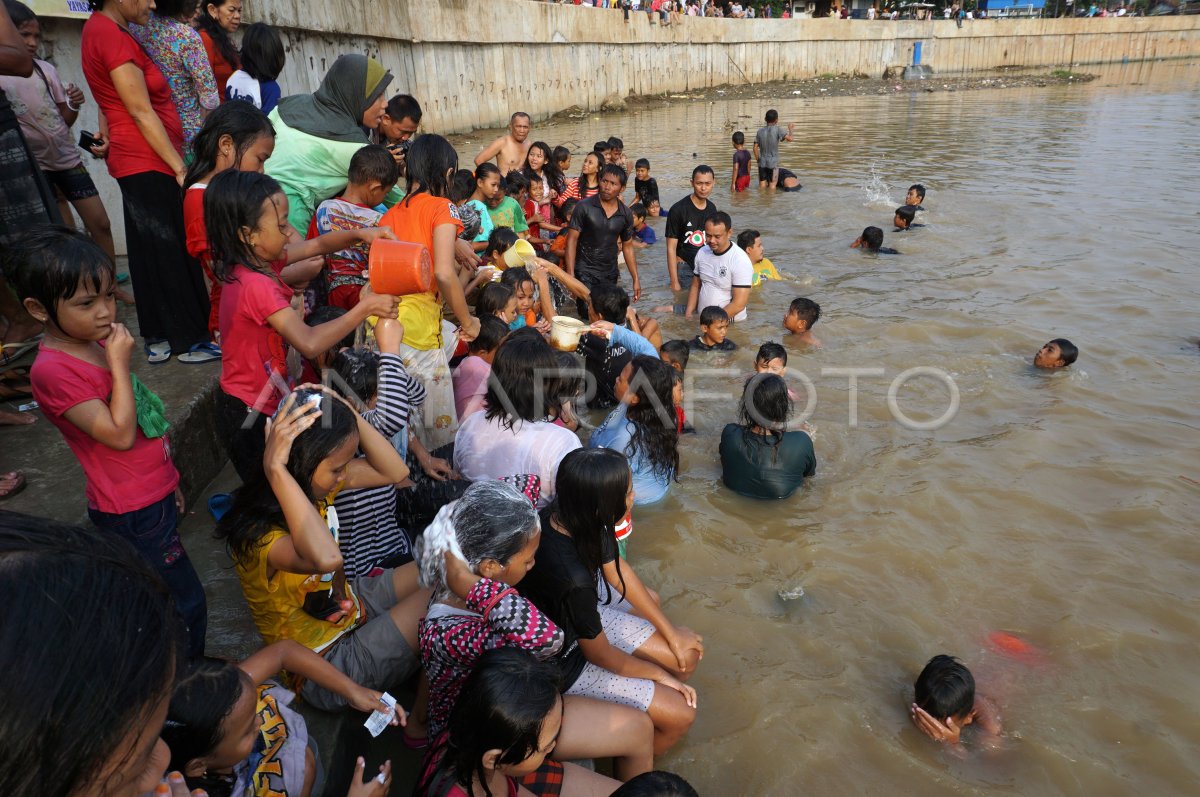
[665, 196, 719, 267]
[570, 195, 633, 282]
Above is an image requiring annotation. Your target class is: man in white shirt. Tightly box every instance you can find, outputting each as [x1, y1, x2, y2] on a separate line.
[686, 211, 753, 321]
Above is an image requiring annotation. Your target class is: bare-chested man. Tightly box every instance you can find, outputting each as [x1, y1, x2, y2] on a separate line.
[474, 112, 532, 176]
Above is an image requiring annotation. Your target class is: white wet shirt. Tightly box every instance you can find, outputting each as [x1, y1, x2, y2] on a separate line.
[694, 242, 754, 322]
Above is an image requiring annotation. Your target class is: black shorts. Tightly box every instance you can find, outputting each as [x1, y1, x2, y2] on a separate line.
[42, 164, 99, 202]
[758, 166, 779, 183]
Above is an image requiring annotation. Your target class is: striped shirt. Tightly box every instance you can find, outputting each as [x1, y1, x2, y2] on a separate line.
[334, 353, 427, 578]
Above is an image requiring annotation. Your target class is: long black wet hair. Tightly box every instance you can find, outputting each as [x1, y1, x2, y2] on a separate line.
[204, 170, 283, 281]
[404, 133, 458, 202]
[483, 328, 562, 430]
[522, 141, 562, 193]
[216, 389, 357, 564]
[185, 101, 275, 189]
[0, 509, 181, 797]
[739, 372, 792, 451]
[623, 355, 679, 482]
[418, 649, 562, 797]
[552, 448, 629, 603]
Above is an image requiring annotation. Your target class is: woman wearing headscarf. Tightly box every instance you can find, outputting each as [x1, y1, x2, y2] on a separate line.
[265, 54, 403, 232]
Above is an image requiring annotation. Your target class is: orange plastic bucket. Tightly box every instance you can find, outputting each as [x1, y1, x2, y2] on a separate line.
[368, 239, 433, 296]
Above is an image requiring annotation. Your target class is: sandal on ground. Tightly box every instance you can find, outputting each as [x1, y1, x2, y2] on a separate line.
[0, 336, 43, 366]
[0, 471, 26, 500]
[144, 341, 172, 363]
[208, 492, 233, 521]
[177, 341, 221, 364]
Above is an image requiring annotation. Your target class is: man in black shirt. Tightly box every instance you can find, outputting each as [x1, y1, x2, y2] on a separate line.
[565, 164, 640, 318]
[664, 165, 717, 293]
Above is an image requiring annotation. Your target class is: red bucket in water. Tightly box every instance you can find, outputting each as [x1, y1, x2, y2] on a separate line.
[368, 239, 433, 296]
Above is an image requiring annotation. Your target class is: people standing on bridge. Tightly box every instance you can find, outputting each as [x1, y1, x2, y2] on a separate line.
[474, 111, 532, 176]
[664, 165, 717, 294]
[754, 109, 795, 190]
[565, 164, 640, 316]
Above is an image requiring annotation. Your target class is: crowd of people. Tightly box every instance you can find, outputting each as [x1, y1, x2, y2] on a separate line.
[0, 0, 1085, 792]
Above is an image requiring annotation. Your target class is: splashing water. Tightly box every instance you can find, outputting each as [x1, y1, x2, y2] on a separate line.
[861, 162, 893, 206]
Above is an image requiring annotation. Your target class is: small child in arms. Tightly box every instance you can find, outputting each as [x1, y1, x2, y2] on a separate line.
[689, 305, 737, 352]
[783, 297, 821, 347]
[1034, 338, 1078, 369]
[910, 654, 1002, 747]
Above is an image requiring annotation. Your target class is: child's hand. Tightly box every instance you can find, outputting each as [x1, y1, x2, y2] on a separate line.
[346, 757, 391, 797]
[88, 134, 109, 159]
[104, 322, 135, 369]
[65, 83, 86, 107]
[457, 316, 480, 343]
[174, 486, 186, 515]
[356, 285, 400, 319]
[374, 318, 405, 354]
[589, 320, 615, 339]
[666, 626, 704, 673]
[356, 226, 397, 246]
[418, 452, 457, 482]
[350, 688, 407, 725]
[910, 704, 962, 745]
[535, 318, 552, 335]
[263, 392, 322, 473]
[656, 672, 698, 708]
[146, 771, 205, 797]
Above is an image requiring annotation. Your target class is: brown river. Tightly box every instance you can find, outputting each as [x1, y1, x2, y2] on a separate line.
[195, 59, 1200, 796]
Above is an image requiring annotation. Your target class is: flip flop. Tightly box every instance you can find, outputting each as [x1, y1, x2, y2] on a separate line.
[0, 336, 42, 366]
[177, 341, 221, 364]
[144, 341, 172, 364]
[0, 471, 26, 500]
[207, 492, 233, 521]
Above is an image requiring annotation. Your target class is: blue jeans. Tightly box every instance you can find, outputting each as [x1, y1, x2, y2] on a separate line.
[89, 492, 208, 658]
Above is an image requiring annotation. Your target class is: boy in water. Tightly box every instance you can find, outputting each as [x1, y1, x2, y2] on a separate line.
[783, 297, 821, 347]
[633, 157, 660, 210]
[910, 655, 1002, 747]
[689, 305, 737, 352]
[629, 203, 657, 247]
[754, 341, 787, 375]
[737, 229, 781, 287]
[894, 206, 923, 231]
[851, 226, 899, 255]
[906, 183, 926, 210]
[731, 131, 752, 193]
[1034, 338, 1078, 369]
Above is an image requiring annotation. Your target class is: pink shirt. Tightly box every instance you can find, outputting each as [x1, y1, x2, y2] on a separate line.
[31, 345, 179, 514]
[451, 355, 490, 420]
[0, 59, 81, 171]
[218, 264, 293, 413]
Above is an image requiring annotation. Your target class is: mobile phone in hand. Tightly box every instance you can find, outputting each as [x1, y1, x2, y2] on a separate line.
[78, 130, 102, 153]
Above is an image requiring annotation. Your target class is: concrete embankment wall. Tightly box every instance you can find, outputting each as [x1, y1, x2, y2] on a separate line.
[36, 4, 1200, 255]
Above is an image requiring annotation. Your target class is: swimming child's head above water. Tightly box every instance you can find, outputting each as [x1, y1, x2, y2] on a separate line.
[783, 298, 820, 335]
[894, 205, 917, 230]
[699, 306, 731, 346]
[852, 226, 885, 251]
[754, 341, 788, 375]
[660, 339, 690, 372]
[1034, 338, 1078, 369]
[906, 184, 926, 206]
[914, 654, 974, 724]
[736, 229, 763, 263]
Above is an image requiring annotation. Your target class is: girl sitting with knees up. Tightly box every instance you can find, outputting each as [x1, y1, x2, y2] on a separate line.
[162, 640, 399, 797]
[416, 648, 625, 797]
[215, 387, 431, 734]
[519, 448, 701, 756]
[417, 481, 654, 784]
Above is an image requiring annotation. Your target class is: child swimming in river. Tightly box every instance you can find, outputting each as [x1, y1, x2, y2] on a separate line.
[906, 183, 926, 210]
[851, 226, 899, 255]
[910, 654, 1002, 748]
[1034, 338, 1078, 369]
[736, 229, 780, 287]
[894, 206, 923, 231]
[783, 297, 821, 348]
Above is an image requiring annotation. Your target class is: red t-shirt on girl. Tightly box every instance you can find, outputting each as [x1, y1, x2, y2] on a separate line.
[183, 183, 209, 263]
[81, 12, 184, 179]
[31, 344, 179, 514]
[218, 263, 294, 413]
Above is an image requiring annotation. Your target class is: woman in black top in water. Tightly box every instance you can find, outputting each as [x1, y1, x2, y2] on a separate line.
[720, 373, 816, 499]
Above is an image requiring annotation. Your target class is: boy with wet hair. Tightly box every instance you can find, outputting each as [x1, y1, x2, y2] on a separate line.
[910, 655, 1002, 746]
[593, 140, 612, 162]
[754, 341, 787, 375]
[659, 339, 690, 372]
[851, 226, 899, 255]
[783, 297, 821, 347]
[633, 157, 660, 209]
[1034, 338, 1078, 369]
[630, 203, 657, 247]
[906, 183, 926, 209]
[689, 306, 737, 352]
[894, 205, 922, 231]
[607, 135, 627, 170]
[737, 229, 780, 287]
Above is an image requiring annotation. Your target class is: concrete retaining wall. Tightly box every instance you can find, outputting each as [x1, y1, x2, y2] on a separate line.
[35, 5, 1200, 254]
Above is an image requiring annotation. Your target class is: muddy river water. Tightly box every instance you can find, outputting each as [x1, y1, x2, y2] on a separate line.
[190, 59, 1200, 796]
[454, 59, 1200, 794]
